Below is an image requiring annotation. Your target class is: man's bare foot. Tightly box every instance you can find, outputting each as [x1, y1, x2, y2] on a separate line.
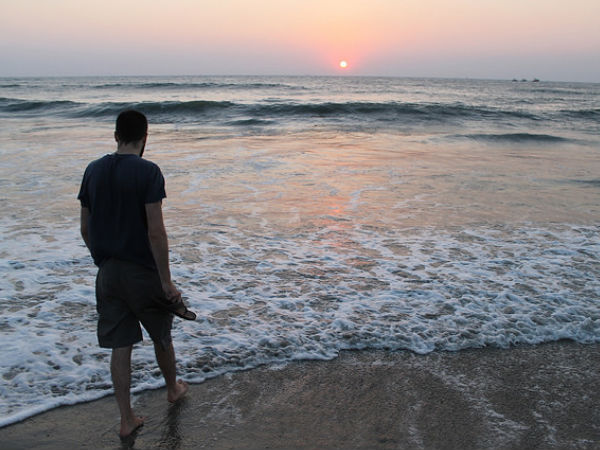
[119, 415, 144, 439]
[167, 379, 189, 403]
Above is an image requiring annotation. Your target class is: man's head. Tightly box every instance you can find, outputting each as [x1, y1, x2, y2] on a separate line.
[115, 110, 148, 147]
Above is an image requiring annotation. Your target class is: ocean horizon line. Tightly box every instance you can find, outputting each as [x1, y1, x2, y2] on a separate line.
[1, 73, 599, 84]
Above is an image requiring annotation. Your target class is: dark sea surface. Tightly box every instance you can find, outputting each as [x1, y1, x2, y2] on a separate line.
[0, 76, 599, 426]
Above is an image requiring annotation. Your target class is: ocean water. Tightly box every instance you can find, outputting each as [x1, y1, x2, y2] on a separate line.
[0, 76, 599, 426]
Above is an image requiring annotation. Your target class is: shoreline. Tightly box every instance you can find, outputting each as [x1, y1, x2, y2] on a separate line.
[1, 341, 599, 449]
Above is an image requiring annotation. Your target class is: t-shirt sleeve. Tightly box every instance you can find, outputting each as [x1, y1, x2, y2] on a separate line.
[77, 166, 90, 208]
[145, 164, 167, 204]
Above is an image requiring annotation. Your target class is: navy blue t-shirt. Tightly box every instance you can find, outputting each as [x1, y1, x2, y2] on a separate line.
[78, 153, 166, 269]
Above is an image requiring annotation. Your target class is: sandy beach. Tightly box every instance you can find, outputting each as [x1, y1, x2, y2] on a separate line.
[0, 340, 598, 449]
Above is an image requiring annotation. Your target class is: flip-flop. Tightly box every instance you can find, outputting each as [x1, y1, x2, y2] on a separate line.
[163, 297, 197, 321]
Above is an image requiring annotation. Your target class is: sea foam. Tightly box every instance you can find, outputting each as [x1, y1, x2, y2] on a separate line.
[2, 221, 598, 427]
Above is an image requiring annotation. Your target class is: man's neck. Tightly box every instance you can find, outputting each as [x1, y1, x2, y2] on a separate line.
[115, 143, 142, 156]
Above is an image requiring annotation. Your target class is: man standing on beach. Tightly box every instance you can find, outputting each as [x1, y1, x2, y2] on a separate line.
[78, 110, 195, 439]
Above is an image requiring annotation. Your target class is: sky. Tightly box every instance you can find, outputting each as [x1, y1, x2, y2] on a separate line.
[1, 0, 599, 82]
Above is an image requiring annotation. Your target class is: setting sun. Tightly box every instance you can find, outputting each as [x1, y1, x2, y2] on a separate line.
[339, 60, 348, 69]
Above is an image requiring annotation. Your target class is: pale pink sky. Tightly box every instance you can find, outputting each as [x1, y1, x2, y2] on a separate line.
[1, 0, 599, 81]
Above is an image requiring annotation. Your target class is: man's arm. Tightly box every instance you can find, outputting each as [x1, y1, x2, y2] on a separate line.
[80, 206, 91, 250]
[146, 201, 181, 301]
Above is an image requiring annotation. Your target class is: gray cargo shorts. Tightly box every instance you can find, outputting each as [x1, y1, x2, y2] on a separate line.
[95, 258, 173, 350]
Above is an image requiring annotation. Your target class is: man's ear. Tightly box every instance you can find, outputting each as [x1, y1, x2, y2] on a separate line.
[114, 132, 120, 144]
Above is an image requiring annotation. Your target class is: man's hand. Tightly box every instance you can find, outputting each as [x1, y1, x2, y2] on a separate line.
[162, 281, 181, 303]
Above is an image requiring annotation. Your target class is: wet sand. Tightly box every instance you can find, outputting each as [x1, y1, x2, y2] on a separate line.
[1, 341, 598, 449]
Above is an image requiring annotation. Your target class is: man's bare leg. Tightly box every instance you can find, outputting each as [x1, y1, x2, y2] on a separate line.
[154, 341, 189, 402]
[111, 346, 144, 438]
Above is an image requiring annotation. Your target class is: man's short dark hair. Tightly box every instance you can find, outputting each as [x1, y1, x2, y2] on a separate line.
[115, 110, 148, 144]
